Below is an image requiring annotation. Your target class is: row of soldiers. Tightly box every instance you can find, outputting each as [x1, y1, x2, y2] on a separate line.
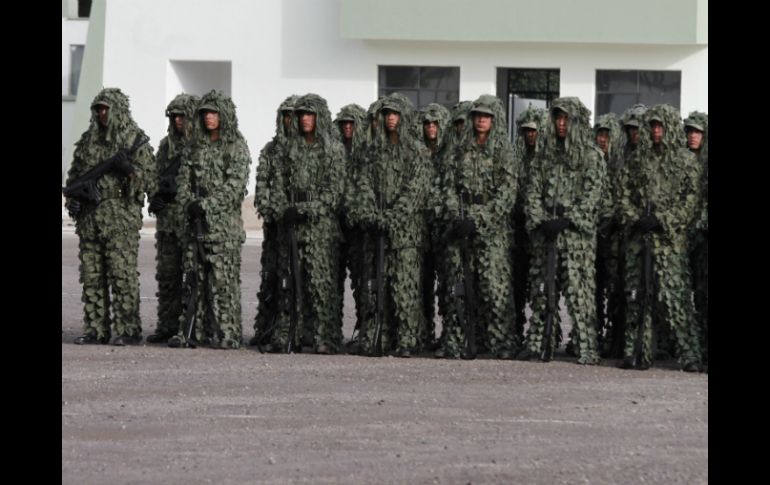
[64, 87, 707, 372]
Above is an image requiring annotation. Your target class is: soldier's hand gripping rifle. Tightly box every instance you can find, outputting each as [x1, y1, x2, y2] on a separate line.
[285, 195, 304, 353]
[63, 133, 150, 204]
[633, 199, 654, 368]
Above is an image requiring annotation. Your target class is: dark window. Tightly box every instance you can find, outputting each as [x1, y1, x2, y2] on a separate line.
[595, 70, 681, 116]
[69, 45, 85, 96]
[378, 66, 459, 110]
[78, 0, 92, 18]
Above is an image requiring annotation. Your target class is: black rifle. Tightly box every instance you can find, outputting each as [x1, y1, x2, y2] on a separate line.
[633, 200, 654, 368]
[541, 167, 562, 362]
[62, 133, 149, 204]
[608, 233, 628, 359]
[371, 190, 385, 356]
[286, 197, 304, 353]
[452, 198, 477, 359]
[182, 174, 209, 348]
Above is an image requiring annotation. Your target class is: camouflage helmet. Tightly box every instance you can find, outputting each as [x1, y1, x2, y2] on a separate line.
[684, 111, 708, 133]
[451, 100, 473, 123]
[196, 89, 244, 143]
[165, 93, 200, 141]
[638, 104, 685, 151]
[621, 104, 647, 128]
[516, 105, 545, 132]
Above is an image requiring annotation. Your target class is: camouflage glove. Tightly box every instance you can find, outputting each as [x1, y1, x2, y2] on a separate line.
[633, 214, 662, 234]
[148, 196, 167, 215]
[112, 150, 135, 177]
[283, 206, 308, 224]
[540, 217, 571, 240]
[187, 200, 205, 219]
[68, 199, 81, 217]
[450, 217, 477, 239]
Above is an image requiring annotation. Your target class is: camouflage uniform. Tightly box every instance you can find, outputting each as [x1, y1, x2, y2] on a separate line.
[439, 95, 518, 359]
[617, 104, 702, 371]
[146, 93, 200, 343]
[269, 93, 346, 353]
[170, 90, 251, 349]
[66, 88, 155, 345]
[684, 111, 708, 365]
[334, 103, 368, 343]
[519, 97, 606, 365]
[250, 95, 299, 348]
[511, 106, 546, 342]
[346, 93, 431, 356]
[418, 103, 451, 350]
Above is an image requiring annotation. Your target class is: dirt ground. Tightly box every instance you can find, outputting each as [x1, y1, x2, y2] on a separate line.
[62, 232, 708, 484]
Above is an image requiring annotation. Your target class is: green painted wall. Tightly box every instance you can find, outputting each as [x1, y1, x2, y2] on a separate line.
[341, 0, 707, 45]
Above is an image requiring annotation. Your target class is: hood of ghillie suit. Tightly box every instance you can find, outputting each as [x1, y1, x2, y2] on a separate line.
[458, 94, 512, 155]
[619, 103, 647, 148]
[287, 93, 337, 159]
[417, 102, 451, 152]
[196, 89, 246, 144]
[637, 104, 685, 153]
[542, 96, 594, 167]
[364, 97, 386, 147]
[684, 110, 708, 160]
[334, 103, 367, 154]
[514, 105, 546, 157]
[593, 112, 622, 159]
[165, 93, 200, 157]
[274, 94, 300, 142]
[85, 87, 141, 146]
[371, 92, 419, 150]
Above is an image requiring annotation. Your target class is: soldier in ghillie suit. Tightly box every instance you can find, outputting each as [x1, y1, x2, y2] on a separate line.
[511, 105, 546, 343]
[517, 97, 606, 365]
[684, 111, 708, 365]
[445, 101, 473, 155]
[249, 95, 299, 348]
[146, 93, 200, 344]
[169, 90, 251, 349]
[334, 103, 368, 345]
[438, 94, 518, 359]
[346, 92, 431, 357]
[269, 93, 346, 354]
[617, 104, 702, 372]
[589, 112, 623, 355]
[65, 88, 155, 345]
[418, 102, 451, 351]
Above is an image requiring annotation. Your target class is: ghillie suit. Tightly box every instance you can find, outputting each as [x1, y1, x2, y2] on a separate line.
[519, 97, 606, 365]
[511, 105, 546, 343]
[417, 102, 452, 350]
[66, 87, 155, 345]
[170, 90, 251, 349]
[438, 94, 518, 359]
[346, 92, 431, 356]
[617, 104, 702, 371]
[684, 111, 708, 365]
[268, 93, 346, 353]
[250, 95, 300, 348]
[146, 93, 200, 343]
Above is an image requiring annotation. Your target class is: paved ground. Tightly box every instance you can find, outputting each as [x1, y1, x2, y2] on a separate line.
[62, 231, 708, 484]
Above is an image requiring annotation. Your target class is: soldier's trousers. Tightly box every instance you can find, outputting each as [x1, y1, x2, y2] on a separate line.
[623, 239, 701, 368]
[78, 232, 142, 340]
[525, 234, 600, 364]
[253, 222, 281, 344]
[512, 217, 530, 341]
[154, 230, 183, 336]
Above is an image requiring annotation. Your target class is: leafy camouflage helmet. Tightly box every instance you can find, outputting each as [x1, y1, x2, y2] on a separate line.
[683, 111, 708, 133]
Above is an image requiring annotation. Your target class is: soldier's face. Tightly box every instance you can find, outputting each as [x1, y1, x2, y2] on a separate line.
[340, 121, 354, 140]
[384, 110, 400, 133]
[203, 110, 220, 131]
[650, 121, 664, 145]
[95, 105, 109, 127]
[473, 114, 493, 135]
[423, 121, 438, 141]
[524, 128, 538, 147]
[174, 114, 185, 134]
[299, 111, 316, 134]
[454, 119, 464, 134]
[626, 126, 640, 146]
[686, 128, 703, 150]
[554, 111, 569, 139]
[596, 129, 610, 153]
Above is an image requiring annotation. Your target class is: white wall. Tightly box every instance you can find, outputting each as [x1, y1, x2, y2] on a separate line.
[69, 0, 707, 194]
